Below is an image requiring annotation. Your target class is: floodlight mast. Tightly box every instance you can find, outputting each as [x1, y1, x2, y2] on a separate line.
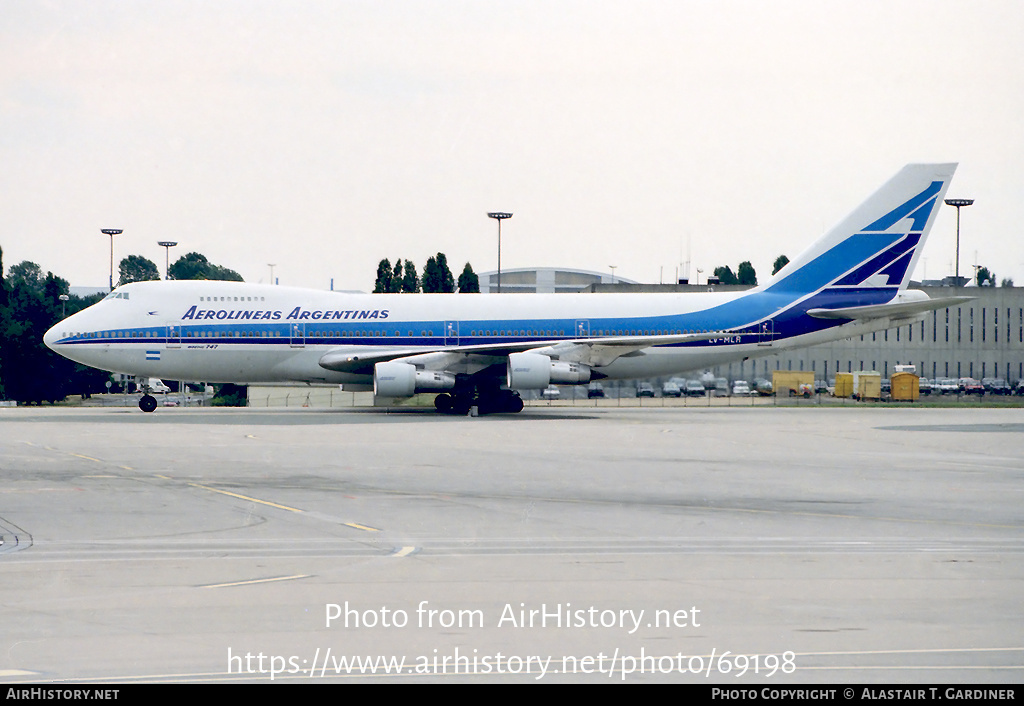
[487, 212, 512, 293]
[157, 241, 178, 280]
[944, 198, 974, 284]
[101, 229, 123, 290]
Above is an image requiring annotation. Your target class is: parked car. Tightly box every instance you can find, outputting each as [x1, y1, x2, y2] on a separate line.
[541, 385, 560, 400]
[982, 378, 1011, 395]
[754, 378, 773, 396]
[732, 380, 752, 396]
[587, 382, 605, 398]
[636, 382, 655, 397]
[684, 379, 707, 397]
[713, 377, 730, 397]
[661, 381, 682, 397]
[959, 377, 984, 395]
[935, 378, 959, 394]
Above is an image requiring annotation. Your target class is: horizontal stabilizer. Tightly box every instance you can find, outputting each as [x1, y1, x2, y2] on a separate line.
[808, 295, 973, 321]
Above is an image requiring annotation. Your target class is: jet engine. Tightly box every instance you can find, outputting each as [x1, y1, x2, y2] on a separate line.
[506, 352, 591, 390]
[374, 361, 456, 397]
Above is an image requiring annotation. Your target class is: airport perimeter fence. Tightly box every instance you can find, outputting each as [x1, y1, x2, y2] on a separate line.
[244, 387, 884, 409]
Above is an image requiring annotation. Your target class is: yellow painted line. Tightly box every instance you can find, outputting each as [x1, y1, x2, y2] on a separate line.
[343, 522, 381, 532]
[68, 453, 103, 463]
[155, 474, 173, 480]
[201, 574, 311, 589]
[187, 483, 303, 513]
[0, 669, 39, 677]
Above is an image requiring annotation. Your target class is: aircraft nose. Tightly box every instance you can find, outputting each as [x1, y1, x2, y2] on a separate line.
[43, 322, 61, 352]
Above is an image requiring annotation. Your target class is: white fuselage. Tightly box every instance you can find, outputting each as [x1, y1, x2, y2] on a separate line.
[44, 279, 857, 386]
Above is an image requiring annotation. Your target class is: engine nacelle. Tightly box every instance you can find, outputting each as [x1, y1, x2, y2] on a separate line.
[374, 361, 456, 397]
[550, 360, 591, 385]
[507, 352, 591, 390]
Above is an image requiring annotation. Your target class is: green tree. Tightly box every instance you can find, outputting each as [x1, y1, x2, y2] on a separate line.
[169, 252, 244, 281]
[0, 266, 107, 403]
[713, 265, 738, 285]
[401, 259, 420, 293]
[437, 253, 455, 293]
[169, 252, 210, 280]
[457, 262, 479, 293]
[117, 255, 160, 286]
[772, 255, 790, 275]
[390, 259, 404, 293]
[0, 244, 7, 307]
[373, 258, 393, 293]
[211, 383, 248, 407]
[7, 261, 45, 296]
[737, 261, 757, 286]
[422, 253, 455, 293]
[976, 266, 995, 287]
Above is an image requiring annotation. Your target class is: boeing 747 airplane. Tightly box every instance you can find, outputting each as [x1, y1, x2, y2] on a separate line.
[45, 163, 967, 414]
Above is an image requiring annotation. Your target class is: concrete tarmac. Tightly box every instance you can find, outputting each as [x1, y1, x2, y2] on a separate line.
[0, 406, 1021, 683]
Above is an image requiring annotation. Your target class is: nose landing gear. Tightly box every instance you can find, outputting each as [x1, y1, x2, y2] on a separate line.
[139, 394, 158, 413]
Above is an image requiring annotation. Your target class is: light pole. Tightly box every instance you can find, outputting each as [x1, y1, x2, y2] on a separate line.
[59, 294, 69, 318]
[102, 229, 123, 290]
[609, 265, 617, 284]
[944, 198, 974, 285]
[268, 263, 276, 285]
[157, 241, 178, 279]
[487, 212, 512, 293]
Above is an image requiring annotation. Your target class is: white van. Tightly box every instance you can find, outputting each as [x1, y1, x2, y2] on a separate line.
[146, 378, 171, 394]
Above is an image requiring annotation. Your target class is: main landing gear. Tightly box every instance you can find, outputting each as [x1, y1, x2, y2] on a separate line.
[433, 388, 524, 415]
[139, 394, 158, 413]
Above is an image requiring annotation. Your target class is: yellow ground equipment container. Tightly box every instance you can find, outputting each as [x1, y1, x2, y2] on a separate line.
[853, 371, 881, 400]
[890, 372, 920, 401]
[772, 370, 815, 397]
[834, 373, 853, 398]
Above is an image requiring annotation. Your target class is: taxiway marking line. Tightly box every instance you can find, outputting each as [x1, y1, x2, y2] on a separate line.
[187, 483, 303, 513]
[201, 574, 311, 589]
[343, 522, 381, 532]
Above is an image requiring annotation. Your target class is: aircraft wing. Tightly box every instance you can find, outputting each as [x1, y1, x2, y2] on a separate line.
[317, 331, 727, 375]
[807, 295, 973, 322]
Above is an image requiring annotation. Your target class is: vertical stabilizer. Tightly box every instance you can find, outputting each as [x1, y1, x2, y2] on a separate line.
[763, 164, 957, 294]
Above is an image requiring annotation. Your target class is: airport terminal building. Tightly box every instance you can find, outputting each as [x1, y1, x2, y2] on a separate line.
[478, 267, 635, 293]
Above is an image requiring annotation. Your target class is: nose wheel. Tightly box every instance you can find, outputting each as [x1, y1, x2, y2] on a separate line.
[139, 394, 158, 413]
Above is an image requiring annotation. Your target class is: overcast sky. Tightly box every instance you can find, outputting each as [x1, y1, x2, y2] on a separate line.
[2, 1, 1022, 292]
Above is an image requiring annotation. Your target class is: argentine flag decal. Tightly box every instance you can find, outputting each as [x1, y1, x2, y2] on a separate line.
[145, 350, 161, 361]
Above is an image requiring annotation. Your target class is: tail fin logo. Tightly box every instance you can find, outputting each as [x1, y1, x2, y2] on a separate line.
[861, 181, 942, 233]
[834, 179, 945, 288]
